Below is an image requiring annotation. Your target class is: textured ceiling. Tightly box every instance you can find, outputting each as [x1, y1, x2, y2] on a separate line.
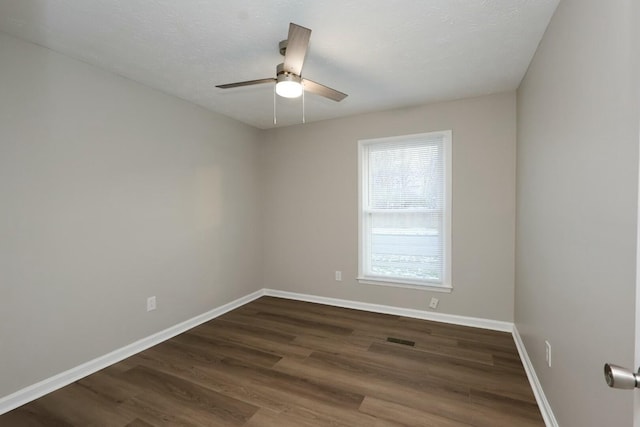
[0, 0, 559, 129]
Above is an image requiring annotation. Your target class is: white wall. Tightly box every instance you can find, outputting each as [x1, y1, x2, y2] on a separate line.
[261, 92, 516, 321]
[515, 0, 640, 425]
[0, 33, 262, 398]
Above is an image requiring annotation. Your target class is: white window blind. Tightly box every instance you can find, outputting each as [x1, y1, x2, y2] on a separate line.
[358, 131, 451, 290]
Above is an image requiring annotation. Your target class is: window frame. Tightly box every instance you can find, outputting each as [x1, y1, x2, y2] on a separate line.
[357, 131, 452, 292]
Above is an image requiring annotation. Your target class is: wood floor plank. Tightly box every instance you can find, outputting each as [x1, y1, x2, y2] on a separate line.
[202, 356, 366, 410]
[249, 298, 402, 334]
[189, 318, 313, 359]
[470, 389, 545, 427]
[0, 402, 74, 427]
[244, 408, 318, 427]
[0, 296, 544, 426]
[359, 396, 473, 427]
[129, 348, 293, 414]
[353, 326, 458, 345]
[411, 342, 495, 366]
[119, 365, 258, 426]
[245, 407, 404, 427]
[124, 419, 154, 427]
[76, 367, 145, 404]
[274, 356, 477, 424]
[129, 337, 367, 416]
[198, 317, 297, 344]
[292, 332, 373, 354]
[221, 310, 352, 338]
[5, 383, 135, 427]
[174, 332, 283, 368]
[367, 341, 536, 403]
[426, 325, 517, 350]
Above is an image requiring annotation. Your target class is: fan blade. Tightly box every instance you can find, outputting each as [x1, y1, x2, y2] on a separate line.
[216, 78, 275, 89]
[283, 23, 311, 75]
[303, 79, 348, 102]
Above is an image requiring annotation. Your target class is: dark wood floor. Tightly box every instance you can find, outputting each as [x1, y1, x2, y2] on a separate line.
[1, 297, 544, 426]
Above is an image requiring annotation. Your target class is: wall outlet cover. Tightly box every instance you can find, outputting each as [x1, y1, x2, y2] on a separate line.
[147, 296, 157, 312]
[545, 340, 551, 367]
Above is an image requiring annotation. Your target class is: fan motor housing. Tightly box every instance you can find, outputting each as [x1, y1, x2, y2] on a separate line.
[276, 63, 301, 81]
[278, 40, 288, 56]
[276, 63, 302, 86]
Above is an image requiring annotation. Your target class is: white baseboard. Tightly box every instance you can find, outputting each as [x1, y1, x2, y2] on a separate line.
[512, 325, 558, 427]
[0, 289, 265, 416]
[263, 289, 513, 332]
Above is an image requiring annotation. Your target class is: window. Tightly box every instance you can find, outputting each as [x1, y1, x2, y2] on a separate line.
[358, 131, 452, 291]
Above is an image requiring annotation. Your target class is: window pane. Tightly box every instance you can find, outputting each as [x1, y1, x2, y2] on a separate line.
[369, 142, 442, 210]
[369, 211, 443, 281]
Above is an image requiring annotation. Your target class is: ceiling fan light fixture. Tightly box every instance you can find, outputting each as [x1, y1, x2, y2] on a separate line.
[276, 73, 303, 98]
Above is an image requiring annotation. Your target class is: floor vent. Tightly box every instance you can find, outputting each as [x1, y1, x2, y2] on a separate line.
[386, 337, 415, 347]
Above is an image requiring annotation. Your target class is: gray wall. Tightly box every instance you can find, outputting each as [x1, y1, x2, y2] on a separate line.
[0, 33, 262, 397]
[515, 0, 639, 425]
[261, 92, 517, 321]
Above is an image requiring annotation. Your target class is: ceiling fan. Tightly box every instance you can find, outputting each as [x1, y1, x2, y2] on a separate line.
[216, 23, 348, 102]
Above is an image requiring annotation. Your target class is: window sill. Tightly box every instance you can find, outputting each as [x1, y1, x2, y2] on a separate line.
[357, 277, 452, 293]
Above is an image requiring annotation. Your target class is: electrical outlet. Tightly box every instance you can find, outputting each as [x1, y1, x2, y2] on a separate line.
[429, 297, 439, 309]
[545, 340, 551, 367]
[147, 296, 156, 312]
[335, 271, 342, 281]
